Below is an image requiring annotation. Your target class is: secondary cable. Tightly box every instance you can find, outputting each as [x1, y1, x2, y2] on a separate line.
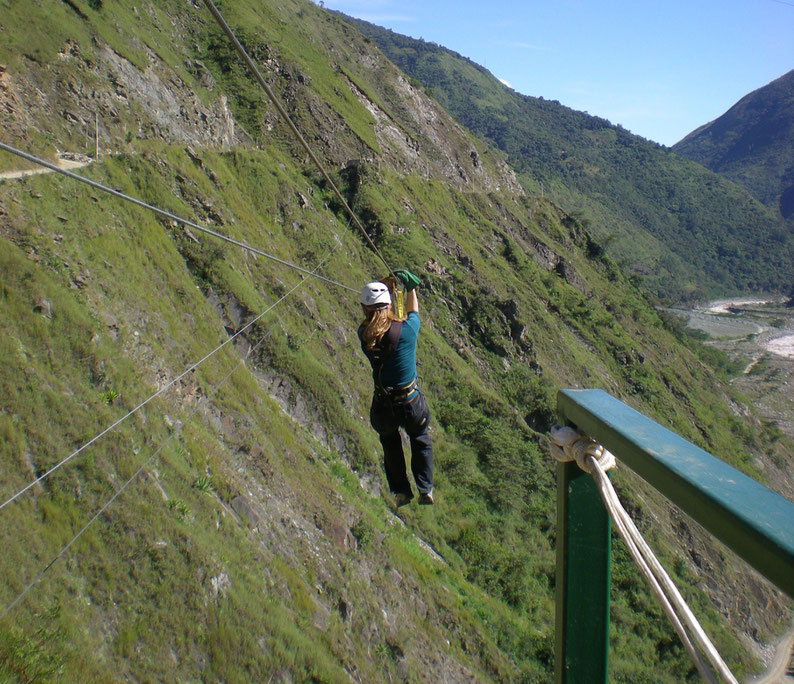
[0, 245, 338, 512]
[0, 252, 332, 620]
[0, 141, 357, 293]
[200, 0, 395, 278]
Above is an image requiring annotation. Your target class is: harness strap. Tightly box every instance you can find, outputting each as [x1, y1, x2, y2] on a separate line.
[375, 377, 418, 404]
[359, 320, 402, 386]
[359, 320, 419, 403]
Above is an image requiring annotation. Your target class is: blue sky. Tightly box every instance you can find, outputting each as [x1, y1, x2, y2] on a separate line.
[319, 0, 794, 147]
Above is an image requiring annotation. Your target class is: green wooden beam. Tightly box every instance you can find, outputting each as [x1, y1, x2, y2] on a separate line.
[555, 460, 611, 683]
[558, 388, 794, 598]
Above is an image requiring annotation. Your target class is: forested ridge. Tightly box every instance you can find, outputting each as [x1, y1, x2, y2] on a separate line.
[345, 16, 794, 303]
[674, 69, 794, 225]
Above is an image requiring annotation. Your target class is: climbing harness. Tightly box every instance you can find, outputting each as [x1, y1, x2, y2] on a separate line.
[549, 425, 738, 684]
[376, 378, 418, 405]
[358, 318, 419, 403]
[359, 320, 401, 378]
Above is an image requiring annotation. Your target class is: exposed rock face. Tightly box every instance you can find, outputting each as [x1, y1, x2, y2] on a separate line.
[345, 68, 522, 195]
[2, 9, 521, 206]
[0, 64, 32, 145]
[1, 40, 243, 158]
[98, 46, 239, 149]
[0, 64, 21, 116]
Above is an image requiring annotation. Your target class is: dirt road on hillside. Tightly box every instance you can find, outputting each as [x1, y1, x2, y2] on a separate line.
[747, 624, 794, 683]
[0, 156, 91, 180]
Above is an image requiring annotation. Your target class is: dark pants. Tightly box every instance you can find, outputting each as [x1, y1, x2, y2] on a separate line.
[370, 391, 433, 496]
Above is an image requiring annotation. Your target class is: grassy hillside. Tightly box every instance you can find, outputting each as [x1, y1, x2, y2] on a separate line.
[1, 0, 791, 681]
[674, 69, 794, 224]
[345, 17, 794, 303]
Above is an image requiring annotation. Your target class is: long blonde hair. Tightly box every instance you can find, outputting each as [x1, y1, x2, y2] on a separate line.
[361, 306, 401, 351]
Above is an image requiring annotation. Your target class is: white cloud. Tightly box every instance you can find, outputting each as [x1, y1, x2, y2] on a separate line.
[498, 78, 513, 89]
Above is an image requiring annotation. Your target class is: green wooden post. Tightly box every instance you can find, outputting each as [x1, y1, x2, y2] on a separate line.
[554, 387, 794, 680]
[555, 459, 611, 683]
[558, 388, 794, 598]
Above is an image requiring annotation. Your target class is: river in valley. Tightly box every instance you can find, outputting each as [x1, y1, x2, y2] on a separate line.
[672, 298, 794, 682]
[673, 297, 794, 356]
[671, 296, 794, 440]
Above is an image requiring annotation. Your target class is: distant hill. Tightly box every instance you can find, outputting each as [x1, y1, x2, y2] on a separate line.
[674, 70, 794, 223]
[344, 15, 794, 302]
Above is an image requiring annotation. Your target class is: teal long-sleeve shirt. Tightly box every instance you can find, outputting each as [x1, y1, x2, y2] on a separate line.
[378, 311, 420, 388]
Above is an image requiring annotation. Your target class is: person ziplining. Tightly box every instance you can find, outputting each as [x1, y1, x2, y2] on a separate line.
[357, 270, 434, 507]
[200, 0, 437, 506]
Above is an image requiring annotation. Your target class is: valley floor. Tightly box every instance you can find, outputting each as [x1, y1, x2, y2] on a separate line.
[674, 298, 794, 446]
[678, 298, 794, 683]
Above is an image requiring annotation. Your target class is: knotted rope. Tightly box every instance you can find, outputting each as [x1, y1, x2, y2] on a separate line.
[549, 425, 616, 473]
[549, 425, 738, 684]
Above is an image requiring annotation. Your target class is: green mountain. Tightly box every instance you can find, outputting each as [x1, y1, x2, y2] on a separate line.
[674, 69, 794, 223]
[0, 0, 791, 681]
[344, 16, 794, 303]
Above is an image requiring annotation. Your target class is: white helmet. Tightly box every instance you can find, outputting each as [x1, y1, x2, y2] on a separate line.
[360, 281, 391, 307]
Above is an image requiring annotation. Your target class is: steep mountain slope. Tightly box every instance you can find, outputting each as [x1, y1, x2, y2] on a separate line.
[345, 17, 794, 303]
[0, 0, 791, 681]
[674, 69, 794, 223]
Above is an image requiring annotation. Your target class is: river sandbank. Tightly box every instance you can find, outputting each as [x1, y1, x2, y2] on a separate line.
[764, 335, 794, 360]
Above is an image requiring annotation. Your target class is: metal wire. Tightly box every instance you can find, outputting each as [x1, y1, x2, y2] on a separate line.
[0, 252, 332, 620]
[200, 0, 395, 278]
[0, 245, 339, 512]
[0, 141, 358, 293]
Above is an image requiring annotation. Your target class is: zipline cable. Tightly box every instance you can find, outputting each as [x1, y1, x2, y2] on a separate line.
[3, 304, 271, 620]
[0, 141, 357, 293]
[199, 0, 395, 278]
[0, 251, 333, 621]
[0, 243, 340, 512]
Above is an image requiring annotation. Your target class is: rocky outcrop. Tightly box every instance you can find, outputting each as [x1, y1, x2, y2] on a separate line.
[345, 68, 522, 195]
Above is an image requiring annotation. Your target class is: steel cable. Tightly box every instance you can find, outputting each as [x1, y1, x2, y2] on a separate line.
[0, 252, 332, 620]
[199, 0, 395, 278]
[0, 245, 339, 512]
[0, 141, 358, 293]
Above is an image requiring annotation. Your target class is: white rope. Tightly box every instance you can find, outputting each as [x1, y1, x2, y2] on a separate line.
[589, 460, 722, 683]
[550, 425, 738, 684]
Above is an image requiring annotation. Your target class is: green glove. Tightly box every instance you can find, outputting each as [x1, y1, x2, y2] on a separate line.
[394, 268, 421, 291]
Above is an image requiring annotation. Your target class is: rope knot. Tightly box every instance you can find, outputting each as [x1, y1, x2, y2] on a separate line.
[548, 425, 616, 473]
